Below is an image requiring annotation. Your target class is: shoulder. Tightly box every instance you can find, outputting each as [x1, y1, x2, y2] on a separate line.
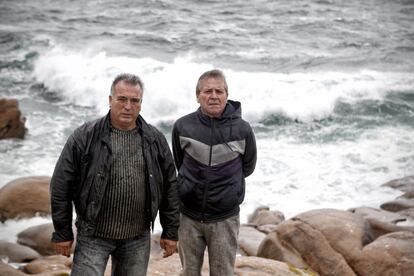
[71, 116, 106, 147]
[173, 111, 198, 129]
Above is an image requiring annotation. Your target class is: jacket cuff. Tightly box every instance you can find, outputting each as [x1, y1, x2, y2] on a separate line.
[51, 230, 74, 243]
[161, 228, 178, 241]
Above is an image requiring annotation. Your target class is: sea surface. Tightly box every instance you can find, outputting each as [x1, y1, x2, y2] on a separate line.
[1, 0, 414, 241]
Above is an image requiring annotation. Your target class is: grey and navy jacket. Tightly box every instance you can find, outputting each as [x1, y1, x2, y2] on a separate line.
[50, 112, 179, 242]
[172, 100, 257, 222]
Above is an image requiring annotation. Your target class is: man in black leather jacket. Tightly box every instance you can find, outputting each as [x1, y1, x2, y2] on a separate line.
[50, 73, 179, 276]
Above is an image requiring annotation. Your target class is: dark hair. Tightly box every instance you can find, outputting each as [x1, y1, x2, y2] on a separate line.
[196, 69, 228, 96]
[110, 73, 144, 96]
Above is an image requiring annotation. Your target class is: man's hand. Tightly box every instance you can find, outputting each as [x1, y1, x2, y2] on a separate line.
[53, 240, 74, 257]
[159, 239, 177, 258]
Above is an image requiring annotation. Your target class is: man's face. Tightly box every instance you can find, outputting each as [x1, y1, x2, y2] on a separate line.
[109, 80, 142, 130]
[197, 77, 228, 118]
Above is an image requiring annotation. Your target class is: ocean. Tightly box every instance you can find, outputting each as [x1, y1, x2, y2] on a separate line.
[1, 0, 413, 242]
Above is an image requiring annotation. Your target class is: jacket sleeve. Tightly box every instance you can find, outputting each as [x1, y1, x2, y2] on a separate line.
[156, 131, 180, 241]
[243, 126, 257, 177]
[171, 122, 183, 171]
[50, 134, 80, 242]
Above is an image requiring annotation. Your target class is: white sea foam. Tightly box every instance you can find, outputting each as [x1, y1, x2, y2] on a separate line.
[32, 46, 414, 124]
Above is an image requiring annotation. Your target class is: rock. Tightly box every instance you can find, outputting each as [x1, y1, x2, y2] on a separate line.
[248, 206, 285, 226]
[0, 240, 41, 263]
[22, 255, 71, 275]
[235, 256, 317, 276]
[146, 253, 316, 276]
[380, 198, 414, 212]
[17, 223, 64, 256]
[0, 176, 51, 222]
[257, 230, 308, 268]
[349, 206, 407, 224]
[382, 175, 414, 193]
[0, 262, 26, 276]
[349, 206, 413, 238]
[147, 253, 209, 276]
[257, 224, 278, 234]
[275, 216, 357, 275]
[399, 190, 414, 199]
[398, 208, 414, 220]
[357, 231, 414, 276]
[0, 98, 26, 139]
[238, 225, 267, 256]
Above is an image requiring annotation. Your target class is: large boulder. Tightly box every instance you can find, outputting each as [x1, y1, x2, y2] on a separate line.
[258, 209, 374, 275]
[17, 223, 74, 256]
[0, 176, 51, 222]
[356, 231, 414, 276]
[0, 98, 26, 139]
[0, 240, 41, 263]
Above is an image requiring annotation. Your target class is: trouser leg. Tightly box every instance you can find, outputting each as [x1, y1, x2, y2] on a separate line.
[179, 214, 206, 276]
[71, 235, 112, 276]
[206, 214, 240, 276]
[111, 232, 151, 276]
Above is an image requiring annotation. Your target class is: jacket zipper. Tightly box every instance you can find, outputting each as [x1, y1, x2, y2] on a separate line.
[201, 118, 215, 222]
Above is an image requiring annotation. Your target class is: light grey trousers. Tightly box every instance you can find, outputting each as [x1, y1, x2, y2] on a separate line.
[178, 213, 240, 276]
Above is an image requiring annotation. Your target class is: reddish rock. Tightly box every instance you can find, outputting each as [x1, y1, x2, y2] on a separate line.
[0, 98, 26, 139]
[0, 176, 51, 222]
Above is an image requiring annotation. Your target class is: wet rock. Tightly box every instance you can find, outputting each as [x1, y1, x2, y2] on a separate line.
[0, 240, 41, 263]
[0, 262, 26, 275]
[17, 222, 76, 257]
[0, 98, 26, 139]
[382, 175, 414, 193]
[380, 198, 414, 212]
[22, 255, 71, 275]
[0, 176, 51, 222]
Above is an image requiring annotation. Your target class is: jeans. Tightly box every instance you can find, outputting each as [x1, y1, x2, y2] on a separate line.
[71, 232, 150, 276]
[178, 214, 240, 276]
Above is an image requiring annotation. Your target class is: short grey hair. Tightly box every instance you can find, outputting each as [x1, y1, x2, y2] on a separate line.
[110, 73, 144, 96]
[196, 69, 228, 96]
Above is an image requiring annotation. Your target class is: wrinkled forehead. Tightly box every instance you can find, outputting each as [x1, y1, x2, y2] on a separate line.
[199, 77, 226, 90]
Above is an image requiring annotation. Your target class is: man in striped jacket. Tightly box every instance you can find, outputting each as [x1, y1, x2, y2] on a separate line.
[172, 69, 257, 276]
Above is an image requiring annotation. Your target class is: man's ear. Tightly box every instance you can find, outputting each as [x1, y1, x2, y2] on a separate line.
[109, 95, 112, 108]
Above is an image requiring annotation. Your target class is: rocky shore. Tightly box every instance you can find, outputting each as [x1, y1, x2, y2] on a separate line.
[0, 175, 413, 275]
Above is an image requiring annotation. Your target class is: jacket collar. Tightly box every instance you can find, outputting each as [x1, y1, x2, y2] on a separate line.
[101, 111, 156, 145]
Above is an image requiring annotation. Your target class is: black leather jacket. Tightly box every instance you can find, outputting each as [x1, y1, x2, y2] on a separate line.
[50, 113, 179, 242]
